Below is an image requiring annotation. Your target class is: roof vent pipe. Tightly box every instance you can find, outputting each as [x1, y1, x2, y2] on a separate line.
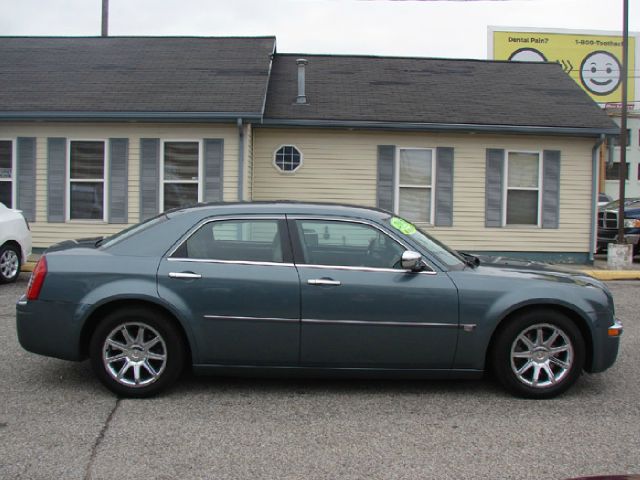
[296, 58, 308, 104]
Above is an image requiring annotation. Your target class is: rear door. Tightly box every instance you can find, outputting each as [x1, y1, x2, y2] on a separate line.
[157, 216, 301, 366]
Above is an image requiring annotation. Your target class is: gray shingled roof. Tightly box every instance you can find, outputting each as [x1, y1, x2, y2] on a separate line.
[0, 36, 275, 116]
[264, 54, 617, 132]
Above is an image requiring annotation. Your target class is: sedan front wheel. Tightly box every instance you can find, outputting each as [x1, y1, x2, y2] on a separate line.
[492, 310, 585, 399]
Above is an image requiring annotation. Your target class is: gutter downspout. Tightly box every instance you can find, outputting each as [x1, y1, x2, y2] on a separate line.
[237, 118, 245, 201]
[590, 134, 606, 263]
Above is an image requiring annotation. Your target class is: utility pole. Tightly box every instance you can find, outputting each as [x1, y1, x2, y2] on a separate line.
[617, 0, 629, 245]
[101, 0, 109, 37]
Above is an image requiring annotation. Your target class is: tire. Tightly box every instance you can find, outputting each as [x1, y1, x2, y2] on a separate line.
[89, 308, 186, 398]
[491, 309, 585, 399]
[0, 244, 21, 284]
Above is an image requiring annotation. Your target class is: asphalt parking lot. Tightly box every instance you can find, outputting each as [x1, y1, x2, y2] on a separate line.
[1, 275, 639, 480]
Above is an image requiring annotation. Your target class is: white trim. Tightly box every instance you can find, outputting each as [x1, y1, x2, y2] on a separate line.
[272, 144, 303, 174]
[159, 139, 203, 213]
[0, 138, 16, 209]
[502, 150, 543, 227]
[394, 147, 436, 225]
[66, 139, 108, 223]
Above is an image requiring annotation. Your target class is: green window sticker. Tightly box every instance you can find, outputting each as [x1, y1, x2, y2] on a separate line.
[390, 217, 417, 235]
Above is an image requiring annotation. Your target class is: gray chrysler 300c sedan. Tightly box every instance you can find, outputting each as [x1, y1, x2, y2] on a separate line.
[16, 202, 622, 398]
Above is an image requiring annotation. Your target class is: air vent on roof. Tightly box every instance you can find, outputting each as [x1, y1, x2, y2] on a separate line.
[296, 58, 308, 104]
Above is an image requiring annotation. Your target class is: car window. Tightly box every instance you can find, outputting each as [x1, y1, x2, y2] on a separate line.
[295, 220, 405, 269]
[180, 219, 284, 263]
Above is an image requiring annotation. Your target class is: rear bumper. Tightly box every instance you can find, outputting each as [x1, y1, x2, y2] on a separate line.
[16, 296, 85, 361]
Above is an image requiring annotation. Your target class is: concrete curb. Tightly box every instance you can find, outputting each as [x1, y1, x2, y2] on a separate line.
[579, 270, 640, 281]
[22, 262, 35, 273]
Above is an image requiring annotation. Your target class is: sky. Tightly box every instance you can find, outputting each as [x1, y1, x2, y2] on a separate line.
[0, 0, 638, 59]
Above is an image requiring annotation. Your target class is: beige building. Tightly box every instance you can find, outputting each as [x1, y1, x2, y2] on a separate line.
[0, 37, 617, 263]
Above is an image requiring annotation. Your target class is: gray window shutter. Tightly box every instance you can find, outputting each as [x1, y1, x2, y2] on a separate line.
[16, 137, 36, 222]
[47, 138, 66, 223]
[377, 145, 395, 212]
[485, 149, 505, 228]
[434, 147, 454, 227]
[203, 139, 224, 202]
[542, 150, 561, 229]
[140, 138, 160, 220]
[109, 138, 128, 224]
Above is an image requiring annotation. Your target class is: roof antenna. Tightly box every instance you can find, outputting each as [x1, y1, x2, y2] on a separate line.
[101, 0, 109, 37]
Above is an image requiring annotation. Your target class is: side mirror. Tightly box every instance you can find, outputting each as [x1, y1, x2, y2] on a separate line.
[401, 250, 423, 272]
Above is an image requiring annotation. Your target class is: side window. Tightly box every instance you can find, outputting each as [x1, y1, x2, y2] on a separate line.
[295, 220, 405, 269]
[181, 219, 284, 263]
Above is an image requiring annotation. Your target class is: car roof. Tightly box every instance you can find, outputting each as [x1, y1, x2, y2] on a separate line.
[165, 201, 392, 222]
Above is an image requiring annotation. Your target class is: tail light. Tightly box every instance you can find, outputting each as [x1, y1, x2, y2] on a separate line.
[26, 256, 47, 301]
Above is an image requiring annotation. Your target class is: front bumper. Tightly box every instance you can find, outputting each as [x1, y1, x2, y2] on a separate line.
[597, 228, 640, 251]
[588, 315, 622, 373]
[16, 296, 85, 361]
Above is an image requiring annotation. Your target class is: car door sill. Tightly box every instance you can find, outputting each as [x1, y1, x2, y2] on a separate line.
[192, 364, 483, 380]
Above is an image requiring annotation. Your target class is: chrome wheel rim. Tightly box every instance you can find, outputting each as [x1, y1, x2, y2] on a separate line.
[0, 249, 19, 280]
[102, 322, 167, 388]
[510, 323, 574, 388]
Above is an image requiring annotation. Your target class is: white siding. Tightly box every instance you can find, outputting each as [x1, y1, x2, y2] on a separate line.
[0, 122, 239, 248]
[252, 128, 595, 253]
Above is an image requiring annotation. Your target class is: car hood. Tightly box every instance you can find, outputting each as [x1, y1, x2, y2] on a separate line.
[473, 255, 603, 287]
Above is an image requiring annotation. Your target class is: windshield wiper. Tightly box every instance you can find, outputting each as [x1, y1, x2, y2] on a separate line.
[95, 236, 105, 247]
[459, 251, 480, 268]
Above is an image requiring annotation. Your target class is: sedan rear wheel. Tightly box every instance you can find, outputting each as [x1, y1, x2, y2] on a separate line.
[89, 308, 185, 397]
[492, 310, 585, 399]
[0, 244, 20, 284]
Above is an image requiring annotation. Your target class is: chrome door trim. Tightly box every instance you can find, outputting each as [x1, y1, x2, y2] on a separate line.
[287, 215, 437, 274]
[302, 319, 475, 329]
[203, 314, 299, 323]
[168, 257, 295, 268]
[297, 263, 437, 275]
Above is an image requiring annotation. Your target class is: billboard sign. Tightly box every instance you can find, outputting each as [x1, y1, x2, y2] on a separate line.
[489, 28, 638, 106]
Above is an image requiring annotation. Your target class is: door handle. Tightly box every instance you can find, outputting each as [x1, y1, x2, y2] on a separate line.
[308, 278, 341, 286]
[169, 272, 202, 279]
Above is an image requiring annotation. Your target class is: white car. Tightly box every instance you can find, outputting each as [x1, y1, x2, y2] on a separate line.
[0, 202, 32, 283]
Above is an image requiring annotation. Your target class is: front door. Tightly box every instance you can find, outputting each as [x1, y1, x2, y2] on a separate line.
[290, 217, 459, 369]
[157, 216, 300, 366]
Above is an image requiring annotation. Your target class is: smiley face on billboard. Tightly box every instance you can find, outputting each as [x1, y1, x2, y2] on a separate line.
[580, 51, 622, 96]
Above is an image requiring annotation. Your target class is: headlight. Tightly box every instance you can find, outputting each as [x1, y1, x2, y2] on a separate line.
[623, 218, 640, 228]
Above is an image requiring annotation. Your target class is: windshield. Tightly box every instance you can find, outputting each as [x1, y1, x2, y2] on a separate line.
[99, 214, 169, 248]
[385, 216, 465, 268]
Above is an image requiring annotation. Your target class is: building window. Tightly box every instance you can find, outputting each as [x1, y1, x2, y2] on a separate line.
[161, 141, 201, 211]
[68, 141, 106, 220]
[504, 151, 541, 226]
[273, 145, 302, 173]
[0, 140, 13, 208]
[605, 162, 630, 181]
[612, 129, 631, 147]
[395, 148, 434, 223]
